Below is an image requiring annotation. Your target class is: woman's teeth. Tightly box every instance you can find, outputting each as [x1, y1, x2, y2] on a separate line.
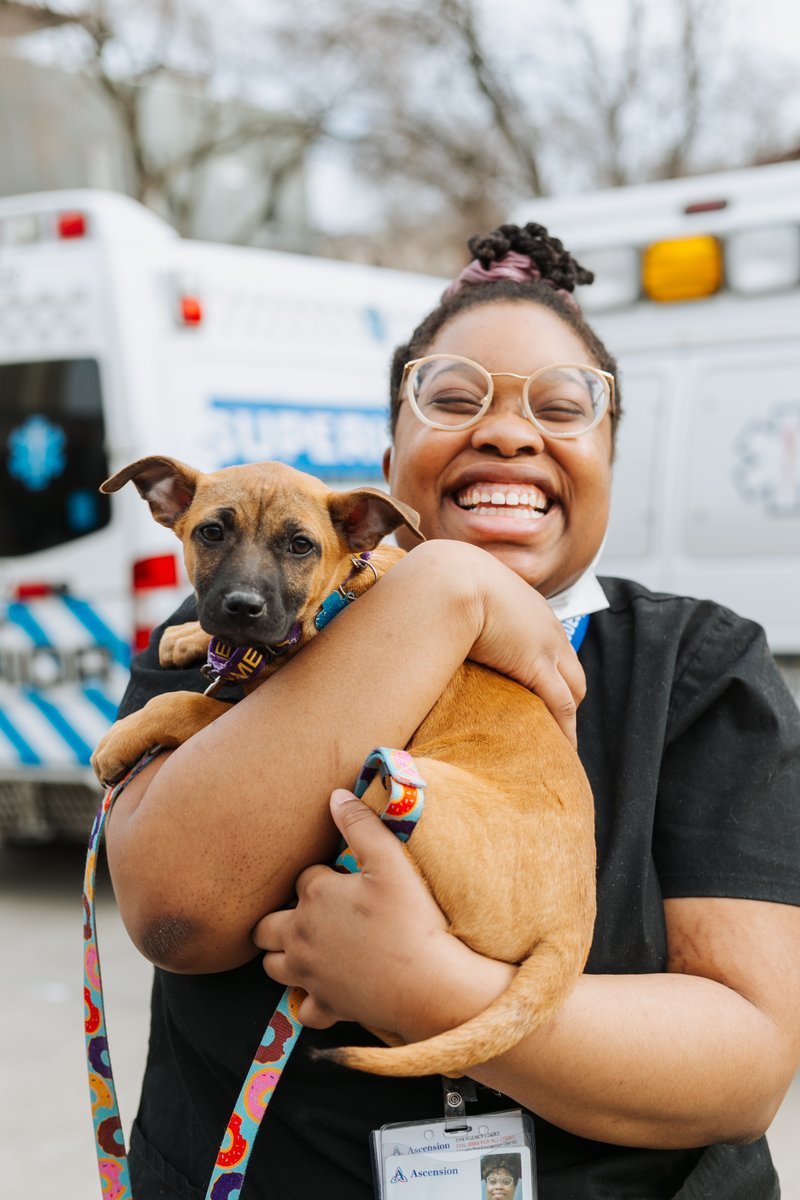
[455, 485, 550, 518]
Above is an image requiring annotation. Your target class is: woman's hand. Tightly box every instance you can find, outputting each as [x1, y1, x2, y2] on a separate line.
[466, 552, 585, 747]
[252, 788, 498, 1036]
[410, 540, 585, 746]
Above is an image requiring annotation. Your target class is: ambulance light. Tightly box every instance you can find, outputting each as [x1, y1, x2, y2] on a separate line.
[57, 211, 88, 239]
[134, 627, 153, 653]
[642, 235, 723, 303]
[725, 225, 800, 295]
[133, 554, 179, 591]
[11, 581, 65, 600]
[179, 295, 203, 326]
[684, 198, 728, 215]
[574, 246, 640, 313]
[132, 553, 181, 654]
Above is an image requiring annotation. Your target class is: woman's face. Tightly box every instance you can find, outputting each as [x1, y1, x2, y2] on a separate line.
[484, 1168, 517, 1199]
[384, 302, 614, 597]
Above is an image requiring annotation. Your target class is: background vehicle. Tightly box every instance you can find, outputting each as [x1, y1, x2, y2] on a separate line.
[514, 161, 800, 702]
[0, 190, 441, 839]
[2, 165, 798, 840]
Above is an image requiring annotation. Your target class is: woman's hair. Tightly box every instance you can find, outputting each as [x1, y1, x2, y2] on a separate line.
[480, 1151, 522, 1182]
[389, 222, 621, 443]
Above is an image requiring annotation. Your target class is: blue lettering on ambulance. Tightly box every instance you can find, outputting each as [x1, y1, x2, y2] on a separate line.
[209, 398, 387, 479]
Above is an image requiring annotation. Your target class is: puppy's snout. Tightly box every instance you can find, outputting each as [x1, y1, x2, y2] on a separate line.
[222, 590, 267, 621]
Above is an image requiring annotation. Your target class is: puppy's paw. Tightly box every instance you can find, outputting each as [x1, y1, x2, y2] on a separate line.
[91, 728, 147, 789]
[159, 621, 211, 668]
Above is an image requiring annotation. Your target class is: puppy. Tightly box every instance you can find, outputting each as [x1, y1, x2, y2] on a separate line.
[92, 456, 596, 1078]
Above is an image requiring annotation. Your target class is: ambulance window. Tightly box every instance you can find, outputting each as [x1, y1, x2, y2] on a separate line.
[685, 362, 800, 556]
[0, 358, 110, 557]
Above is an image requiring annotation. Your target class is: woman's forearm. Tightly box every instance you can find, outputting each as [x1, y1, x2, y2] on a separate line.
[106, 540, 578, 972]
[257, 800, 800, 1153]
[395, 954, 786, 1148]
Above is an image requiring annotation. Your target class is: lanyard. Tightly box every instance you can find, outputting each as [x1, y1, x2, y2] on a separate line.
[84, 616, 588, 1200]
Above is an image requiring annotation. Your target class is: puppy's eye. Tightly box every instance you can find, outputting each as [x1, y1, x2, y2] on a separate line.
[198, 523, 225, 543]
[288, 535, 314, 556]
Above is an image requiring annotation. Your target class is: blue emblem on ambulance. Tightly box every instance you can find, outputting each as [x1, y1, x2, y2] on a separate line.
[7, 415, 66, 490]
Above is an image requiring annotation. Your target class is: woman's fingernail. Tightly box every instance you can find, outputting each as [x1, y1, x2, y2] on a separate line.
[331, 789, 355, 805]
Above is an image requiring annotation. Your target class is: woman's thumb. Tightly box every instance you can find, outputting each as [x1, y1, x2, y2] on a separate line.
[330, 788, 398, 869]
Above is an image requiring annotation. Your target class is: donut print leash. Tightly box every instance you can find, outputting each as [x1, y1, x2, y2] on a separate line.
[84, 749, 159, 1200]
[84, 613, 588, 1200]
[83, 746, 426, 1200]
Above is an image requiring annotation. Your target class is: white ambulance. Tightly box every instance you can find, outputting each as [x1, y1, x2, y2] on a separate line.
[0, 189, 442, 839]
[514, 160, 800, 701]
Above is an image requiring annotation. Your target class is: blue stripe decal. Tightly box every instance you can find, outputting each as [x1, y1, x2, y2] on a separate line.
[61, 596, 131, 667]
[23, 689, 93, 764]
[83, 686, 119, 724]
[0, 708, 42, 765]
[6, 602, 50, 646]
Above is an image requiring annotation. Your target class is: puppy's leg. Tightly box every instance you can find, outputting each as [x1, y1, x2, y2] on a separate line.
[159, 621, 212, 668]
[91, 692, 230, 787]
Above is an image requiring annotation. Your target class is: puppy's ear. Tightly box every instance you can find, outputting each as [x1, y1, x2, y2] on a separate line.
[328, 488, 424, 551]
[100, 456, 200, 528]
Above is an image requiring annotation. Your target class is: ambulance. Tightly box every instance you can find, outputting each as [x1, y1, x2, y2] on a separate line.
[514, 160, 800, 702]
[0, 189, 442, 839]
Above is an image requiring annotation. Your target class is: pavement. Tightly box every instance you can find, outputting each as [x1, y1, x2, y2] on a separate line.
[2, 839, 799, 1198]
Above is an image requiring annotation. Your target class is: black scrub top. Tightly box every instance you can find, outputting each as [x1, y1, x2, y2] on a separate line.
[117, 578, 800, 1200]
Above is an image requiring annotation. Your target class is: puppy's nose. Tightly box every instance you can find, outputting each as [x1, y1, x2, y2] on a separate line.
[222, 591, 267, 620]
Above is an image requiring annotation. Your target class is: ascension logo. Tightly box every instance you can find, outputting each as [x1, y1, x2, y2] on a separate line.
[390, 1166, 408, 1184]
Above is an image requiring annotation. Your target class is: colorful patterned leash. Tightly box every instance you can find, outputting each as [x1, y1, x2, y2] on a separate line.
[83, 745, 426, 1200]
[84, 749, 160, 1200]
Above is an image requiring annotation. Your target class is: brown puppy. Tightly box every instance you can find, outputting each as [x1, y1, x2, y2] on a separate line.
[92, 455, 596, 1079]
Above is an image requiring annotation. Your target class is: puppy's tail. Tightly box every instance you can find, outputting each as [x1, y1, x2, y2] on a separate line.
[319, 936, 582, 1078]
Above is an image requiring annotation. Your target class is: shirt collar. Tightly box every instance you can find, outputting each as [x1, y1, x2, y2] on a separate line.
[547, 568, 608, 622]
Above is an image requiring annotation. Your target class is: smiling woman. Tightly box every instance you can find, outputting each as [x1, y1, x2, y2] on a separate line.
[103, 221, 800, 1200]
[385, 302, 615, 598]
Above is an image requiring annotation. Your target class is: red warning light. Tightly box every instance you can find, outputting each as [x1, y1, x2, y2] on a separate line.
[57, 211, 87, 239]
[179, 296, 203, 325]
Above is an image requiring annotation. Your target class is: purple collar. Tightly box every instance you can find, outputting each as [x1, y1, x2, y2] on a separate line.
[203, 625, 301, 690]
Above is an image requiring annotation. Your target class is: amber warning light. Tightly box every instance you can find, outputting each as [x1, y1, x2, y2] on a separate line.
[642, 235, 723, 303]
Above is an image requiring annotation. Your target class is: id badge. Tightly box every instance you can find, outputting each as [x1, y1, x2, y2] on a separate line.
[372, 1109, 536, 1198]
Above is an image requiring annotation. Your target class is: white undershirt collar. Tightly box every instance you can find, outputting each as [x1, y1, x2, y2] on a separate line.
[547, 568, 609, 623]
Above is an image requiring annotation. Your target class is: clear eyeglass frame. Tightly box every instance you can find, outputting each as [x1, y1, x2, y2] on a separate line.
[402, 353, 616, 438]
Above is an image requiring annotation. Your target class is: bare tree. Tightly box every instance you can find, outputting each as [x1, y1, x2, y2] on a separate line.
[268, 0, 799, 269]
[7, 0, 327, 240]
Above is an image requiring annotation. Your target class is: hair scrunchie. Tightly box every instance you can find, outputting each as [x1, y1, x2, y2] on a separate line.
[442, 248, 579, 310]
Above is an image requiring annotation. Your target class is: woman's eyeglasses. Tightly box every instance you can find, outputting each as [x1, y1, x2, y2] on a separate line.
[402, 353, 615, 438]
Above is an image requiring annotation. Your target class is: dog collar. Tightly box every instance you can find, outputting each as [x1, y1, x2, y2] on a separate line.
[314, 551, 377, 631]
[202, 626, 301, 690]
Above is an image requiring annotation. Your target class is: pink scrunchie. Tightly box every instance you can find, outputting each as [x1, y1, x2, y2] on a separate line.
[441, 249, 579, 310]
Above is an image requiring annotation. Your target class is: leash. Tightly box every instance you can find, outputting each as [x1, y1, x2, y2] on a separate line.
[84, 593, 588, 1199]
[84, 747, 425, 1200]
